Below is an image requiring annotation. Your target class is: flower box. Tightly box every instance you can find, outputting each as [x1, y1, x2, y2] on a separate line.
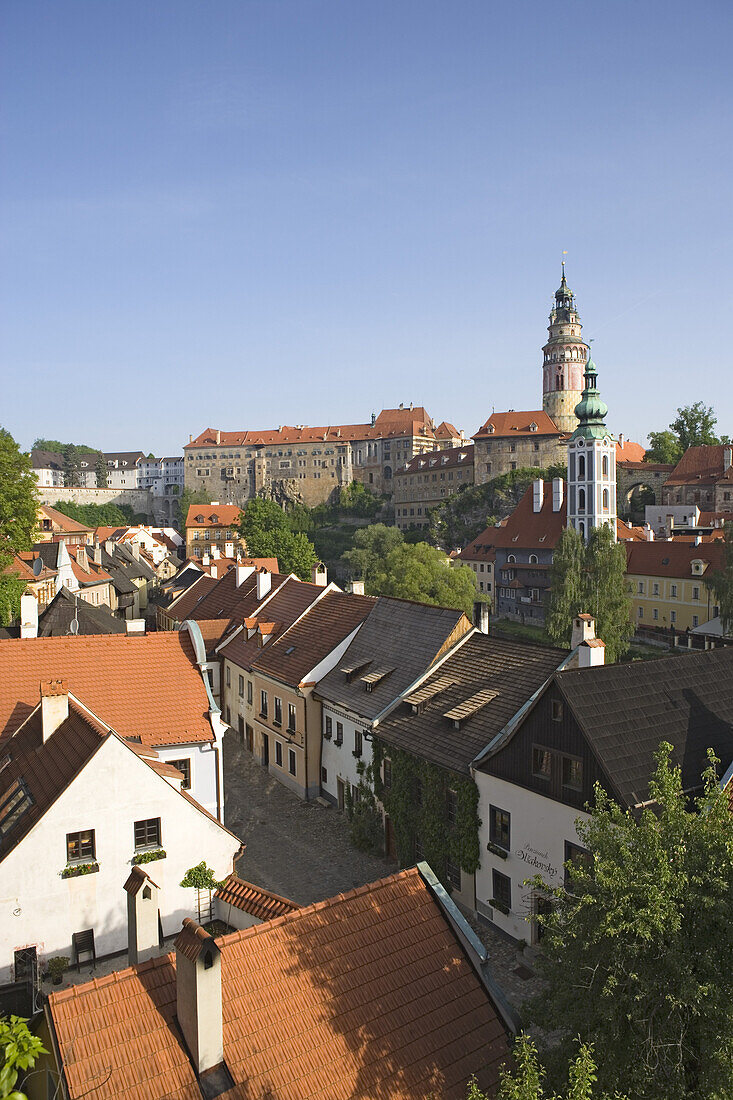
[487, 841, 509, 860]
[489, 897, 510, 916]
[61, 861, 100, 879]
[132, 848, 167, 866]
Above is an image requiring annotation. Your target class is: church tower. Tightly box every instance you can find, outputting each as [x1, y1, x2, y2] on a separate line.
[542, 263, 588, 433]
[566, 350, 616, 543]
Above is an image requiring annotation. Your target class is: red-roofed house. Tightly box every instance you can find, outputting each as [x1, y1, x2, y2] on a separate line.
[662, 444, 733, 513]
[185, 504, 245, 560]
[472, 410, 566, 485]
[393, 445, 475, 531]
[625, 539, 724, 632]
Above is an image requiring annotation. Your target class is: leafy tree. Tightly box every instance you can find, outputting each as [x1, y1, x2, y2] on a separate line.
[372, 541, 477, 615]
[342, 523, 405, 589]
[240, 499, 318, 579]
[0, 1014, 48, 1100]
[529, 744, 733, 1100]
[466, 1035, 627, 1100]
[177, 487, 210, 527]
[547, 524, 633, 662]
[32, 438, 99, 455]
[51, 500, 136, 527]
[644, 429, 681, 465]
[62, 443, 80, 487]
[95, 454, 108, 488]
[180, 861, 224, 924]
[0, 429, 39, 626]
[705, 520, 733, 633]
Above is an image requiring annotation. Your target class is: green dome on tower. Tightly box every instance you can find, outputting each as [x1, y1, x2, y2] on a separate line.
[571, 350, 609, 440]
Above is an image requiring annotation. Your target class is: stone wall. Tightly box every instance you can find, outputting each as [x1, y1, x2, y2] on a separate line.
[38, 486, 158, 520]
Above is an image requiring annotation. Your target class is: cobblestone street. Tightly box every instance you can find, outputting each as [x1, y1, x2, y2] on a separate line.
[223, 730, 542, 1012]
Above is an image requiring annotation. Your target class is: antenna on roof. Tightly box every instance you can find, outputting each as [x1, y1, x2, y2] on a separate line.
[69, 593, 79, 636]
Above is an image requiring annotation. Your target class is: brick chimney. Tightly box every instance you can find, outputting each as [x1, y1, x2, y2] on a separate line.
[174, 919, 223, 1075]
[473, 600, 489, 634]
[346, 579, 365, 595]
[40, 680, 69, 741]
[123, 866, 160, 965]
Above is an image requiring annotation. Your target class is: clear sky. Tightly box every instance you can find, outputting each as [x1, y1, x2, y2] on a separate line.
[2, 0, 732, 456]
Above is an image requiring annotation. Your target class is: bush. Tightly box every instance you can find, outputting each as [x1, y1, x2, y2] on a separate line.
[349, 803, 384, 856]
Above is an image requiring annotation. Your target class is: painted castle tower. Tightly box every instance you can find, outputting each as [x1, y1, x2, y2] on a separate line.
[566, 351, 616, 542]
[542, 263, 588, 433]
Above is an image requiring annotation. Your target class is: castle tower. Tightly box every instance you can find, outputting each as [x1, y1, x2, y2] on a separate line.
[566, 350, 616, 543]
[542, 263, 588, 433]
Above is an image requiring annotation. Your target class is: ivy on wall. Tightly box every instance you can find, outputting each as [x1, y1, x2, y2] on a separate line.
[372, 738, 481, 889]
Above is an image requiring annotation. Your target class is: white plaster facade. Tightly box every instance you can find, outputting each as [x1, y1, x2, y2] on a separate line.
[473, 771, 589, 942]
[0, 733, 240, 984]
[320, 704, 373, 808]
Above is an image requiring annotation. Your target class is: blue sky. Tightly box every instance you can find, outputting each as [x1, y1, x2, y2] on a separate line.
[2, 0, 732, 455]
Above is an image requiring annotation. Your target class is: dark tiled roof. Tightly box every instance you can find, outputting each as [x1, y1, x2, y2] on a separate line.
[253, 591, 375, 685]
[555, 647, 733, 807]
[38, 587, 127, 636]
[48, 867, 509, 1100]
[215, 873, 299, 920]
[400, 445, 474, 474]
[376, 633, 566, 774]
[166, 574, 218, 621]
[316, 598, 470, 719]
[217, 578, 323, 667]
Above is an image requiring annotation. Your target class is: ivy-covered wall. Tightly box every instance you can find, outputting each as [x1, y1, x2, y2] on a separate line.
[372, 738, 481, 889]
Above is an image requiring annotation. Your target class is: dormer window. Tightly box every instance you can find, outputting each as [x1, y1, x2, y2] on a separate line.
[529, 422, 538, 432]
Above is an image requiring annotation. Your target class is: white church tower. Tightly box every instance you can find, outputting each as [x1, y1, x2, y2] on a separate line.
[567, 349, 616, 542]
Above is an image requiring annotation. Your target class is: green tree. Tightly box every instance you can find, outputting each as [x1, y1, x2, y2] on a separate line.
[467, 1036, 627, 1100]
[373, 541, 478, 616]
[0, 429, 40, 626]
[240, 499, 318, 580]
[341, 523, 405, 588]
[529, 744, 733, 1100]
[547, 525, 633, 662]
[0, 1014, 48, 1100]
[177, 487, 210, 527]
[644, 429, 681, 465]
[95, 454, 108, 488]
[32, 438, 99, 455]
[705, 520, 733, 633]
[62, 443, 80, 487]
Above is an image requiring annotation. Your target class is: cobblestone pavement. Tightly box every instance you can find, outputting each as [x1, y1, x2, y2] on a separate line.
[223, 730, 543, 1012]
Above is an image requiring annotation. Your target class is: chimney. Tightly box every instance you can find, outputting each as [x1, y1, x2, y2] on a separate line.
[189, 434, 193, 443]
[695, 535, 702, 546]
[311, 562, 327, 587]
[578, 638, 605, 668]
[618, 433, 625, 446]
[347, 579, 365, 595]
[91, 544, 102, 566]
[40, 680, 69, 741]
[124, 867, 160, 965]
[725, 446, 732, 471]
[105, 539, 115, 556]
[210, 565, 218, 579]
[210, 545, 220, 559]
[570, 612, 596, 650]
[224, 541, 234, 558]
[235, 564, 255, 588]
[665, 515, 674, 539]
[532, 479, 544, 513]
[473, 600, 489, 634]
[202, 552, 210, 566]
[20, 593, 38, 639]
[256, 569, 272, 600]
[76, 545, 89, 572]
[174, 919, 224, 1075]
[643, 524, 655, 541]
[129, 542, 140, 561]
[215, 430, 221, 445]
[552, 477, 564, 512]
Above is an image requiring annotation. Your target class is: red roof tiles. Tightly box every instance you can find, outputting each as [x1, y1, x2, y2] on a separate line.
[215, 874, 299, 920]
[185, 505, 242, 528]
[625, 540, 724, 578]
[48, 867, 510, 1100]
[665, 444, 733, 486]
[459, 482, 567, 558]
[473, 410, 562, 439]
[0, 633, 214, 746]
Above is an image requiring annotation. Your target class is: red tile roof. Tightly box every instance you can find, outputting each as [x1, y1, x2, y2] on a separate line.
[215, 873, 299, 920]
[48, 867, 510, 1100]
[37, 505, 93, 534]
[473, 410, 562, 439]
[459, 482, 567, 558]
[615, 439, 646, 462]
[166, 574, 219, 621]
[616, 460, 674, 472]
[625, 540, 724, 578]
[4, 553, 57, 583]
[665, 445, 733, 486]
[185, 409, 437, 450]
[0, 634, 214, 746]
[185, 505, 242, 528]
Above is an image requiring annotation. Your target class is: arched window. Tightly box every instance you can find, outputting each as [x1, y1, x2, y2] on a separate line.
[603, 488, 609, 509]
[579, 521, 585, 538]
[507, 554, 516, 563]
[578, 488, 586, 511]
[602, 455, 609, 477]
[578, 455, 585, 479]
[529, 554, 538, 564]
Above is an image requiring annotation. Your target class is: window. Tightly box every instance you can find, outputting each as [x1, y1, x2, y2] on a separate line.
[353, 729, 363, 757]
[0, 778, 33, 838]
[638, 606, 643, 618]
[287, 703, 296, 732]
[288, 750, 296, 776]
[335, 721, 343, 746]
[638, 581, 644, 594]
[383, 759, 392, 789]
[492, 869, 511, 912]
[578, 455, 585, 479]
[169, 758, 191, 790]
[134, 818, 160, 851]
[653, 608, 659, 621]
[274, 697, 282, 725]
[489, 805, 511, 850]
[533, 746, 552, 779]
[671, 610, 677, 623]
[260, 690, 268, 718]
[692, 586, 700, 600]
[446, 859, 461, 891]
[670, 584, 678, 598]
[324, 715, 333, 740]
[238, 675, 244, 698]
[602, 488, 609, 509]
[551, 699, 563, 722]
[564, 841, 592, 887]
[321, 766, 328, 785]
[247, 680, 253, 705]
[446, 788, 458, 827]
[275, 741, 283, 767]
[226, 666, 231, 688]
[653, 582, 659, 595]
[562, 756, 583, 791]
[693, 615, 699, 627]
[578, 487, 586, 511]
[66, 829, 95, 862]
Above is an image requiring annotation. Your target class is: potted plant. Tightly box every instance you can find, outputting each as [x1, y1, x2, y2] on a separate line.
[47, 956, 69, 985]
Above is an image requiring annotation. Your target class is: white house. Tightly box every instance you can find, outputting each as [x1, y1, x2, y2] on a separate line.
[0, 683, 241, 986]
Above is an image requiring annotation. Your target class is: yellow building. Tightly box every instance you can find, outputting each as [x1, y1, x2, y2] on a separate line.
[185, 504, 245, 560]
[625, 540, 723, 632]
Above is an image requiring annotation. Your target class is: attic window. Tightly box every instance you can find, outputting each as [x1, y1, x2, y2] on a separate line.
[284, 646, 296, 655]
[360, 667, 396, 692]
[404, 676, 456, 713]
[443, 689, 498, 728]
[662, 557, 670, 566]
[195, 514, 204, 523]
[339, 657, 372, 682]
[0, 778, 34, 839]
[530, 422, 538, 432]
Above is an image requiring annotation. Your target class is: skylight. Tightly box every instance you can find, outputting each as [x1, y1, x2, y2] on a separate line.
[0, 778, 34, 840]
